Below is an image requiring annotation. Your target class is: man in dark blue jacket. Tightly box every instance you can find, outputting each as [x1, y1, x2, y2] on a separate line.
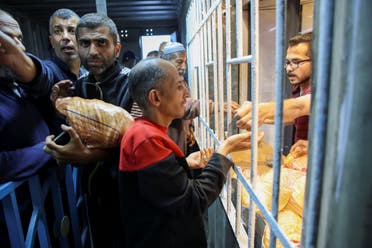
[0, 9, 53, 183]
[19, 9, 86, 134]
[0, 9, 85, 135]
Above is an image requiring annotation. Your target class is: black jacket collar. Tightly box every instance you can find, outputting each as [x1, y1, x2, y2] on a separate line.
[87, 60, 122, 85]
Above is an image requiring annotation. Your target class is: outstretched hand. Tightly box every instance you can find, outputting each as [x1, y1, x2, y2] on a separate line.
[186, 148, 214, 169]
[234, 101, 273, 130]
[289, 139, 308, 158]
[50, 80, 75, 105]
[224, 100, 240, 114]
[217, 131, 264, 156]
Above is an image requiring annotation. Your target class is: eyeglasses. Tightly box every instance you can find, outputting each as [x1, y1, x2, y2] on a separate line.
[284, 59, 311, 69]
[84, 82, 103, 100]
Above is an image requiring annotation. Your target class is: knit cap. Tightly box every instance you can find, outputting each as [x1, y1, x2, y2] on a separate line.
[163, 42, 186, 55]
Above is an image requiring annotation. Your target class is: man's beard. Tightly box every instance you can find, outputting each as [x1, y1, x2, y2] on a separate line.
[0, 65, 15, 82]
[289, 75, 311, 86]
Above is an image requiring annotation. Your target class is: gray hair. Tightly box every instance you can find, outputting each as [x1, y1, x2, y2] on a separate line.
[49, 8, 79, 34]
[128, 58, 169, 110]
[76, 13, 119, 43]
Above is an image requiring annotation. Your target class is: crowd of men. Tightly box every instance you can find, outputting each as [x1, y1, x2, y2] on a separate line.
[0, 7, 312, 248]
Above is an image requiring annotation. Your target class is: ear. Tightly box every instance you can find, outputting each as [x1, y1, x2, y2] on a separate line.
[114, 42, 121, 58]
[148, 89, 161, 107]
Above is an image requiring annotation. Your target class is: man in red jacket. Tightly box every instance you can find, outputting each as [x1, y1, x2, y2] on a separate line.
[119, 58, 263, 248]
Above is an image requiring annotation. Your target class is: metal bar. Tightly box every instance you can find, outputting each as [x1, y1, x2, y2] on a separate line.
[2, 192, 25, 247]
[320, 0, 372, 247]
[187, 0, 222, 45]
[201, 2, 208, 145]
[226, 55, 253, 64]
[198, 116, 220, 144]
[0, 181, 23, 200]
[25, 208, 40, 247]
[49, 170, 69, 247]
[95, 0, 107, 15]
[236, 0, 243, 57]
[212, 9, 220, 140]
[28, 176, 51, 247]
[217, 4, 224, 141]
[303, 0, 334, 247]
[269, 1, 286, 248]
[65, 165, 83, 248]
[235, 180, 242, 236]
[247, 0, 260, 246]
[225, 0, 232, 214]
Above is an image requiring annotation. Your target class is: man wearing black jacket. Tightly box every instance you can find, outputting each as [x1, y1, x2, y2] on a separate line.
[119, 58, 263, 247]
[44, 13, 131, 247]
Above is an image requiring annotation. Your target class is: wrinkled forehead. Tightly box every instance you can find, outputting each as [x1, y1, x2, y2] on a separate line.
[77, 25, 113, 40]
[0, 14, 20, 33]
[52, 16, 79, 28]
[173, 52, 187, 60]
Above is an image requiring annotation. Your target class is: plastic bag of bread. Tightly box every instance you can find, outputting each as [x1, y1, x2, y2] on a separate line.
[55, 97, 134, 148]
[240, 168, 291, 213]
[287, 175, 306, 217]
[262, 210, 302, 248]
[230, 141, 275, 168]
[241, 168, 305, 213]
[230, 140, 276, 180]
[283, 149, 308, 172]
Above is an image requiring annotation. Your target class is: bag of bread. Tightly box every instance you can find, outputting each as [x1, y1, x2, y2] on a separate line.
[262, 210, 302, 248]
[283, 151, 308, 172]
[240, 168, 291, 213]
[286, 175, 307, 217]
[230, 141, 276, 168]
[55, 97, 134, 148]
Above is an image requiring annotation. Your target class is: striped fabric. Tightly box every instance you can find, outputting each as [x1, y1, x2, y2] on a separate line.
[130, 101, 143, 118]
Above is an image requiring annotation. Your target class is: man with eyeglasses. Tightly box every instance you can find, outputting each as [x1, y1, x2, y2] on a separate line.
[44, 13, 132, 247]
[234, 33, 312, 154]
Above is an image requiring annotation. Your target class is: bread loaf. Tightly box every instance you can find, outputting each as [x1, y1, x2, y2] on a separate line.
[56, 97, 134, 148]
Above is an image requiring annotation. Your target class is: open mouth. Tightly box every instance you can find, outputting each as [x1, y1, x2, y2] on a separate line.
[288, 74, 297, 80]
[61, 45, 75, 53]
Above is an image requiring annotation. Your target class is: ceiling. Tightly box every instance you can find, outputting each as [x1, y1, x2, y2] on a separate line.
[0, 0, 183, 31]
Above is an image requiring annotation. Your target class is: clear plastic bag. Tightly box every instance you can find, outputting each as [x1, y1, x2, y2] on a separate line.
[56, 97, 134, 148]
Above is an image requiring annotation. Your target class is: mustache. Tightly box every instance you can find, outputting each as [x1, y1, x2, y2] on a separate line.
[86, 56, 102, 62]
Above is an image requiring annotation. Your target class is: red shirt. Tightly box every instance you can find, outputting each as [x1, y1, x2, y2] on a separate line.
[292, 84, 311, 142]
[119, 117, 184, 172]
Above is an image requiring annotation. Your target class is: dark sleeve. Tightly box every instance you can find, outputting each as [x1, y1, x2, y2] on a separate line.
[136, 152, 232, 216]
[17, 54, 55, 97]
[0, 142, 52, 184]
[183, 98, 200, 120]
